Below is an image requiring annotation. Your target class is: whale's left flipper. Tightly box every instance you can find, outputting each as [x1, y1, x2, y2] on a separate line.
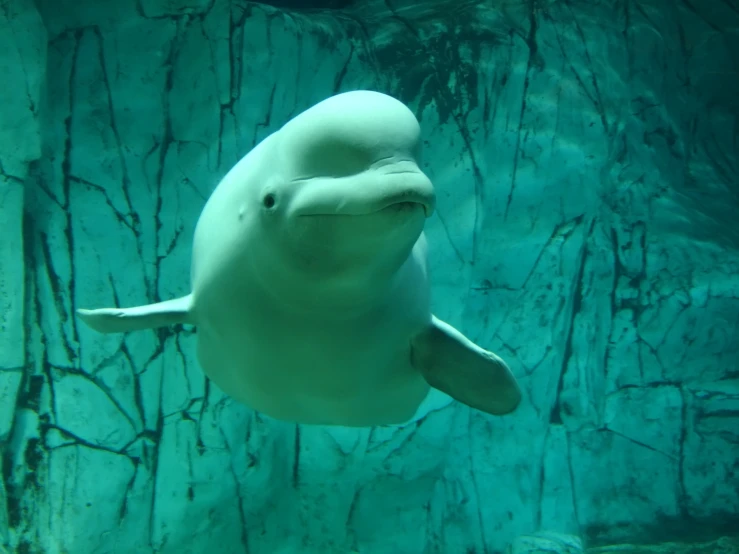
[411, 315, 522, 416]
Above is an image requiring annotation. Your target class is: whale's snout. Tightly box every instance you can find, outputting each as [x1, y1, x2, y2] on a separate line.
[289, 162, 436, 219]
[372, 173, 435, 217]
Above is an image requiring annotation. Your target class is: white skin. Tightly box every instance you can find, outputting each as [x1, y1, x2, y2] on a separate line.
[77, 91, 521, 427]
[190, 92, 436, 425]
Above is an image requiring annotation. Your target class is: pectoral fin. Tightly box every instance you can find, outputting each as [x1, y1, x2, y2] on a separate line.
[76, 294, 193, 334]
[411, 315, 522, 416]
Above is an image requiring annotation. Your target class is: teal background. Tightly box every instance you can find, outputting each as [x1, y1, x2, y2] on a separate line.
[1, 1, 737, 552]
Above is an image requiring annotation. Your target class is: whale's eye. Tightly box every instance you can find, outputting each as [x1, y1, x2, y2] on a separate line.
[263, 193, 276, 209]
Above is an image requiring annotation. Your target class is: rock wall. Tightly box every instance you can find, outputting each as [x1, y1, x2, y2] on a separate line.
[1, 0, 738, 553]
[0, 0, 46, 548]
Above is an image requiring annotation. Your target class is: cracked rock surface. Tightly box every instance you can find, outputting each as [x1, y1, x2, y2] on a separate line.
[1, 0, 738, 553]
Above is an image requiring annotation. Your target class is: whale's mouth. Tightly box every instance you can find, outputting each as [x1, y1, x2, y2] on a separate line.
[374, 198, 432, 217]
[299, 195, 432, 218]
[291, 169, 436, 218]
[382, 201, 423, 212]
[369, 171, 435, 216]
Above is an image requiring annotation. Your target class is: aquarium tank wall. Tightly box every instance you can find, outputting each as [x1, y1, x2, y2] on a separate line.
[1, 0, 738, 553]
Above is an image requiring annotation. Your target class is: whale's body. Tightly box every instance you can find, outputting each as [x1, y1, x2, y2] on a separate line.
[77, 90, 521, 426]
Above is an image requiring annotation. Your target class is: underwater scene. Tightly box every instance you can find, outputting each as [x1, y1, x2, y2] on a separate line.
[1, 0, 738, 552]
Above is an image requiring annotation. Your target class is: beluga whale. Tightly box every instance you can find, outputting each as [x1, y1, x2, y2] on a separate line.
[77, 90, 521, 427]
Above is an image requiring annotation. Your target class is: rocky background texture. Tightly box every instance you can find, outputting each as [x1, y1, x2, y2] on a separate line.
[1, 0, 738, 553]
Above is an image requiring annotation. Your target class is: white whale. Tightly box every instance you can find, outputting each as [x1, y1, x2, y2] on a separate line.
[77, 90, 521, 427]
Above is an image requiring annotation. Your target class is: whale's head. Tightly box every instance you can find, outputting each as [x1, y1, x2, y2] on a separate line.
[255, 92, 434, 297]
[193, 91, 435, 311]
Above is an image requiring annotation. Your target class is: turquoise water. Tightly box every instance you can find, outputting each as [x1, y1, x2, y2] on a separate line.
[1, 1, 738, 553]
